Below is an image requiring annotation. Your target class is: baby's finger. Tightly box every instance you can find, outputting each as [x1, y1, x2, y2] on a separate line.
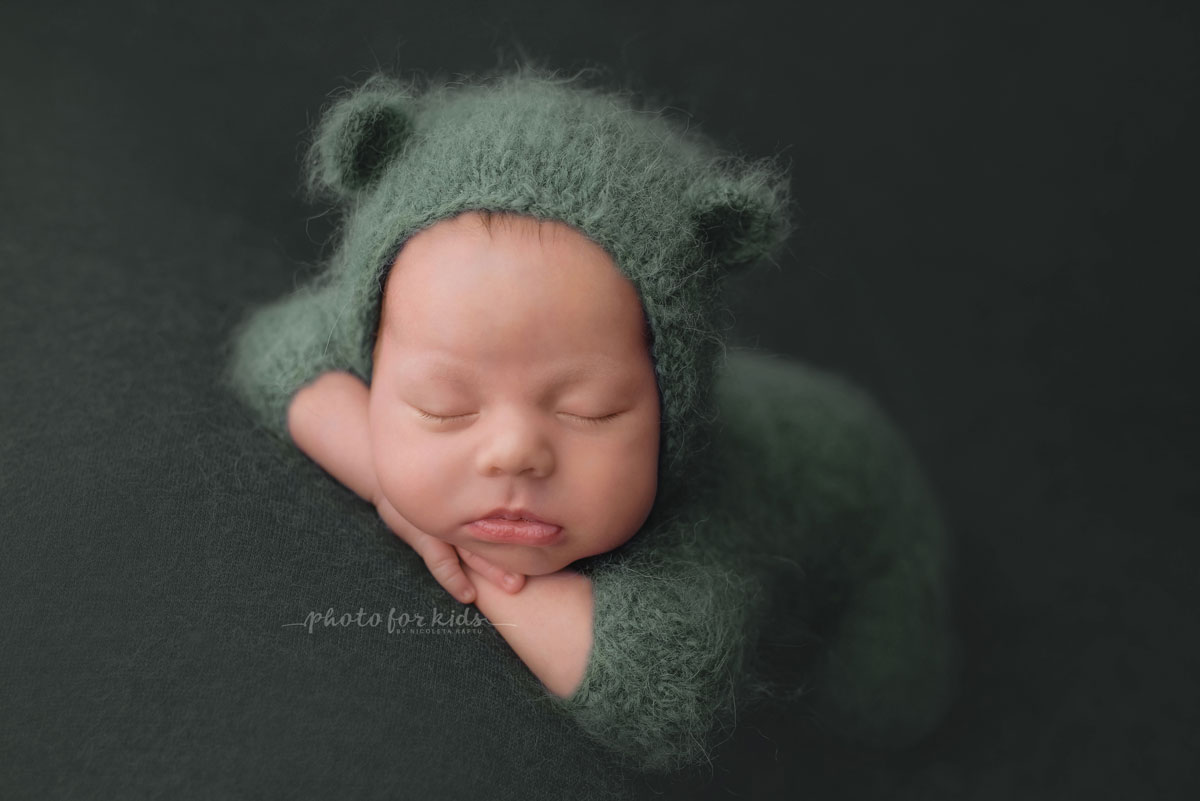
[414, 537, 476, 605]
[455, 546, 526, 593]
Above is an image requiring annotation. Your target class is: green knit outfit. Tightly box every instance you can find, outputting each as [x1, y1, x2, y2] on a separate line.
[224, 65, 959, 771]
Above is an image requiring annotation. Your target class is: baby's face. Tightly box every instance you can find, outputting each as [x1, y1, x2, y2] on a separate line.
[368, 211, 661, 576]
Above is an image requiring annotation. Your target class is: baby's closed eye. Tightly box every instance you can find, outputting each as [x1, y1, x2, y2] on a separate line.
[411, 407, 624, 425]
[559, 411, 623, 425]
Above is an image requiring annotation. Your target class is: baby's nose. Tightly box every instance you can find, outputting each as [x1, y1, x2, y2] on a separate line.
[475, 414, 555, 479]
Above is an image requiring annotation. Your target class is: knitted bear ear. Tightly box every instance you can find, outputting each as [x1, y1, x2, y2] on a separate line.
[305, 77, 415, 200]
[687, 160, 793, 271]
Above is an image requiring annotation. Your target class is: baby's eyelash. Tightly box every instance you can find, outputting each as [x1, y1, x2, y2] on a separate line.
[567, 412, 623, 425]
[414, 409, 473, 423]
[414, 409, 622, 425]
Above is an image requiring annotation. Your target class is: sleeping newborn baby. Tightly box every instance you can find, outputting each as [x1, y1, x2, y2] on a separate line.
[286, 209, 661, 696]
[226, 64, 959, 771]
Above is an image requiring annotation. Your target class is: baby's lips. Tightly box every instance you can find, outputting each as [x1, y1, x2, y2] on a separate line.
[468, 518, 564, 546]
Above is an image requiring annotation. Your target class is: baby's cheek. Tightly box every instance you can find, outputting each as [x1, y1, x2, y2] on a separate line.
[369, 415, 409, 497]
[385, 448, 432, 499]
[373, 428, 416, 498]
[375, 433, 451, 529]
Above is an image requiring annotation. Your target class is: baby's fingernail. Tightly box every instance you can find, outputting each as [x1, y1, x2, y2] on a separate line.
[460, 587, 475, 603]
[503, 574, 520, 589]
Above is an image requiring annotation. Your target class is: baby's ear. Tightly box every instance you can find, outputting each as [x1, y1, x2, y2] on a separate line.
[305, 76, 416, 200]
[687, 159, 794, 271]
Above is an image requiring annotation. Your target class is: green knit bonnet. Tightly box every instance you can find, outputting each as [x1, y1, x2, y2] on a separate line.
[228, 65, 793, 504]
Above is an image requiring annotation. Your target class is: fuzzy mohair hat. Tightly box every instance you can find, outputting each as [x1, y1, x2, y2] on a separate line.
[226, 64, 793, 504]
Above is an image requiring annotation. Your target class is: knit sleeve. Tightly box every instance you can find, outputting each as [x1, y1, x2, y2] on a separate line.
[557, 529, 767, 773]
[221, 276, 367, 441]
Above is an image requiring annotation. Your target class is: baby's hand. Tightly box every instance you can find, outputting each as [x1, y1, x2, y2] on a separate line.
[374, 492, 526, 604]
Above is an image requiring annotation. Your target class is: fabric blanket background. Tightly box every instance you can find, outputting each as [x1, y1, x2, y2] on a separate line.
[2, 0, 1195, 798]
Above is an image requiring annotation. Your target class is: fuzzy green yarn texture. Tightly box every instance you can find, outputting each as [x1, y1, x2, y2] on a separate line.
[223, 65, 958, 772]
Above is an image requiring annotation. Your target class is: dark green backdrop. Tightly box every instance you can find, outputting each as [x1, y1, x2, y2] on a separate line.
[2, 0, 1196, 798]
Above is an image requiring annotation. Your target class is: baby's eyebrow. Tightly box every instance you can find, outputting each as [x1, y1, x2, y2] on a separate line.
[407, 353, 626, 390]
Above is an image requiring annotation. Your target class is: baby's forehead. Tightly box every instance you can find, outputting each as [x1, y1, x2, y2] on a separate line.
[378, 211, 649, 328]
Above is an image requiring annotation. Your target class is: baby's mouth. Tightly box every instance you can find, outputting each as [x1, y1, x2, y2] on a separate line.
[468, 517, 563, 546]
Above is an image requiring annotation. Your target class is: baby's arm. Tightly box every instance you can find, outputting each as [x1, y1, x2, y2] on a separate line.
[287, 371, 380, 503]
[287, 370, 522, 603]
[461, 559, 593, 697]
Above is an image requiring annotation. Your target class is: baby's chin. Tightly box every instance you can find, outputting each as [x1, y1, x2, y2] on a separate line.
[457, 541, 579, 577]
